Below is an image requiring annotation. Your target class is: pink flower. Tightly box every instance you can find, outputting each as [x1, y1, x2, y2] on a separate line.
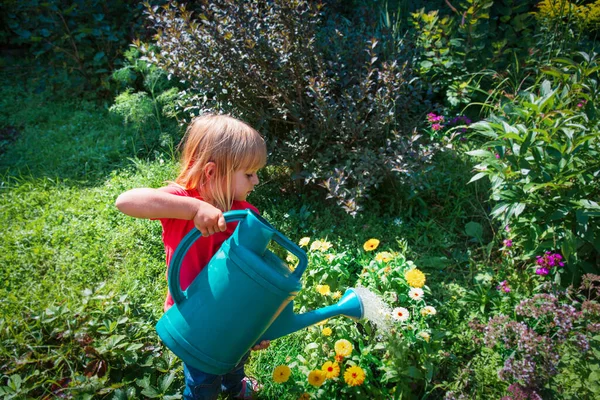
[431, 123, 443, 131]
[495, 153, 500, 159]
[497, 280, 511, 293]
[503, 239, 513, 248]
[536, 267, 549, 276]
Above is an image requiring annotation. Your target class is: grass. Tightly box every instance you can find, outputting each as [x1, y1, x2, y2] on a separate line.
[0, 64, 491, 399]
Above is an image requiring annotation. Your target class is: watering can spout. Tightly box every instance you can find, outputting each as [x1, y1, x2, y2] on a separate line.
[259, 288, 364, 341]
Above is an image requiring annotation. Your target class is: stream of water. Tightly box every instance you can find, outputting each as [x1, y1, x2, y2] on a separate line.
[351, 286, 392, 332]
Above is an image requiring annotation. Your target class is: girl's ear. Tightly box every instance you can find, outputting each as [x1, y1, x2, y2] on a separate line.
[203, 162, 216, 180]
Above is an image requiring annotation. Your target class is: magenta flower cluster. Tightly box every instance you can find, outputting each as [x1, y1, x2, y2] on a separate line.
[503, 239, 513, 248]
[427, 112, 445, 131]
[534, 251, 564, 276]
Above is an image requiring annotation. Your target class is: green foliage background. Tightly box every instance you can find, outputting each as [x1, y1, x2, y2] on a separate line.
[1, 0, 599, 399]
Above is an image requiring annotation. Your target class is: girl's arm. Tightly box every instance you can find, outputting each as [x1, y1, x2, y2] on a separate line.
[115, 187, 227, 236]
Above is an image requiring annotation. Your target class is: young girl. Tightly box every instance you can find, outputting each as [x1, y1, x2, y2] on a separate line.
[115, 114, 269, 400]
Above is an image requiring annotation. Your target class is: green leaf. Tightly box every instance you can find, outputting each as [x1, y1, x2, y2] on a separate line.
[468, 172, 487, 184]
[490, 203, 509, 218]
[159, 372, 176, 393]
[141, 386, 161, 398]
[466, 150, 492, 157]
[465, 222, 483, 240]
[94, 52, 106, 62]
[420, 60, 433, 69]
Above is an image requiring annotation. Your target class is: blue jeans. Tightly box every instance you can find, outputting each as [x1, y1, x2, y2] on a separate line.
[183, 353, 249, 400]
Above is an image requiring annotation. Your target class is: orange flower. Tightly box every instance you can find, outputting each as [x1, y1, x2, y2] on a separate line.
[272, 365, 291, 383]
[321, 361, 340, 379]
[363, 239, 380, 251]
[308, 370, 326, 387]
[344, 365, 365, 386]
[335, 354, 345, 363]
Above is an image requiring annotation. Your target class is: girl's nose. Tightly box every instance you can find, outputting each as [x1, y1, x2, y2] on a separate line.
[252, 174, 259, 185]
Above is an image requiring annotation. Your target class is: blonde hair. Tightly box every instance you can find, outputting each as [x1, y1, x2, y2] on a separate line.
[175, 114, 267, 211]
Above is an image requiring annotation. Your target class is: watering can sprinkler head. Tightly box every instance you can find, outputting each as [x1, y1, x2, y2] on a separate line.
[259, 288, 364, 341]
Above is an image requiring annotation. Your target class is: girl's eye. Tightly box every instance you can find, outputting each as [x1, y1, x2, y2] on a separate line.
[246, 173, 254, 178]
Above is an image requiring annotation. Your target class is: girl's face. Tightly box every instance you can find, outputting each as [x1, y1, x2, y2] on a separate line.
[231, 169, 260, 201]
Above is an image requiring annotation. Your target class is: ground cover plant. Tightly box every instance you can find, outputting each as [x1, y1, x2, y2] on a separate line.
[1, 0, 599, 399]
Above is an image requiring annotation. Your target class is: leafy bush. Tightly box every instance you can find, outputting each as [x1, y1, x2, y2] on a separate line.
[466, 52, 600, 281]
[410, 0, 537, 108]
[0, 0, 162, 93]
[447, 279, 600, 399]
[0, 284, 180, 399]
[140, 0, 431, 215]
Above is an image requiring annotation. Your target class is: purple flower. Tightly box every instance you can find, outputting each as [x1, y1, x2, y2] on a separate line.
[503, 239, 513, 248]
[535, 252, 565, 274]
[536, 267, 549, 276]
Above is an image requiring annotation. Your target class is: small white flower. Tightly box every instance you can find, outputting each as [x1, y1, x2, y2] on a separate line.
[391, 307, 410, 322]
[420, 306, 437, 316]
[409, 287, 424, 301]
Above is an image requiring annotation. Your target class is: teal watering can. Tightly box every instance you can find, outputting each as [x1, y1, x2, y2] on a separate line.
[155, 209, 364, 375]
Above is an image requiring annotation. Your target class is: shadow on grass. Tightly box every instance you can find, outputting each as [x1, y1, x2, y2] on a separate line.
[0, 63, 178, 187]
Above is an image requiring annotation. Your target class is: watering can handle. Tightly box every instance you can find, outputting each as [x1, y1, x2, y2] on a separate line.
[167, 209, 308, 305]
[271, 231, 308, 280]
[168, 209, 249, 305]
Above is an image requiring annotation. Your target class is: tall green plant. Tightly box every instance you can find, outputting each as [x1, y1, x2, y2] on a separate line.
[466, 52, 600, 281]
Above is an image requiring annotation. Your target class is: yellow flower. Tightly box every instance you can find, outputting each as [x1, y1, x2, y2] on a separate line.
[344, 365, 365, 386]
[316, 318, 329, 326]
[375, 251, 394, 262]
[308, 370, 326, 387]
[418, 331, 431, 342]
[334, 339, 353, 357]
[324, 254, 335, 263]
[316, 284, 331, 296]
[298, 394, 310, 400]
[272, 365, 291, 383]
[321, 361, 340, 379]
[299, 237, 310, 247]
[363, 239, 380, 251]
[322, 327, 332, 336]
[331, 291, 342, 300]
[405, 268, 426, 288]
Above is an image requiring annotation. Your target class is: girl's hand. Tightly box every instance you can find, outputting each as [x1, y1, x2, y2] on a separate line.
[193, 201, 227, 236]
[251, 340, 270, 351]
